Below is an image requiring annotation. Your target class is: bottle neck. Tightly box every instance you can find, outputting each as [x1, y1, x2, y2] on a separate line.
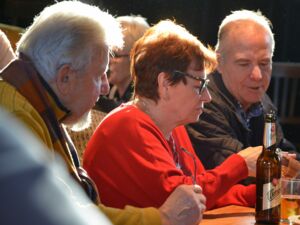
[263, 122, 276, 148]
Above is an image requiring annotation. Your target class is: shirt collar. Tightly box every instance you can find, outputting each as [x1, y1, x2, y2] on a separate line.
[237, 101, 263, 128]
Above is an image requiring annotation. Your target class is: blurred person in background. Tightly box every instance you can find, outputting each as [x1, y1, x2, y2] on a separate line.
[96, 15, 149, 113]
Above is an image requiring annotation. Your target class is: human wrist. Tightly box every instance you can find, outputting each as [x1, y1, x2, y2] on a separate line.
[158, 206, 171, 225]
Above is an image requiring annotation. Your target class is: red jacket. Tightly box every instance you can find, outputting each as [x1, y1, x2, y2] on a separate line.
[83, 104, 255, 209]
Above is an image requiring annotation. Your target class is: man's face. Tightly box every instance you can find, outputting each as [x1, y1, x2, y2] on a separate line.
[218, 23, 273, 111]
[65, 48, 109, 129]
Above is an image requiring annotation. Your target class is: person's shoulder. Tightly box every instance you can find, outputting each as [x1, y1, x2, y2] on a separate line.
[100, 103, 156, 131]
[0, 81, 44, 137]
[0, 81, 35, 112]
[100, 104, 143, 125]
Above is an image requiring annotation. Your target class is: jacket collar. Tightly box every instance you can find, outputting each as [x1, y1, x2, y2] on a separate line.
[0, 57, 70, 122]
[38, 72, 70, 122]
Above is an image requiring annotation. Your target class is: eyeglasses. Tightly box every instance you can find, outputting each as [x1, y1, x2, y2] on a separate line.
[173, 70, 209, 95]
[180, 147, 198, 186]
[169, 135, 198, 186]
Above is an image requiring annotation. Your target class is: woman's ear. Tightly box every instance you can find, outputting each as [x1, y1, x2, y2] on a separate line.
[55, 64, 74, 95]
[157, 72, 170, 100]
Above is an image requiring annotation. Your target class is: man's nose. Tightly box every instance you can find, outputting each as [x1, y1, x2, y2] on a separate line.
[250, 65, 263, 81]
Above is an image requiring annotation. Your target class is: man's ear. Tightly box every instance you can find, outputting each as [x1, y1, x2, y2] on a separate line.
[157, 72, 170, 100]
[55, 64, 74, 95]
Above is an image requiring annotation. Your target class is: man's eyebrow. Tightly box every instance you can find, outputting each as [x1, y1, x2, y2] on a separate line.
[235, 58, 251, 63]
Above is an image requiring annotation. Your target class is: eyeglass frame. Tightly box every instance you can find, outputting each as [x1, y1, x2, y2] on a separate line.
[169, 135, 199, 186]
[180, 147, 198, 186]
[111, 52, 129, 58]
[172, 70, 209, 95]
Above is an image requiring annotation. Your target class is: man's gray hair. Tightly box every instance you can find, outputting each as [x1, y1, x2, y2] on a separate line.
[17, 1, 123, 81]
[215, 9, 275, 55]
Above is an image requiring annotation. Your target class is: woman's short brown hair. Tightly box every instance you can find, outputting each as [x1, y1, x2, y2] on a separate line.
[131, 20, 217, 102]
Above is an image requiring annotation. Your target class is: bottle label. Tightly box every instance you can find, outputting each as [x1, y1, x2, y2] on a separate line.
[263, 178, 281, 210]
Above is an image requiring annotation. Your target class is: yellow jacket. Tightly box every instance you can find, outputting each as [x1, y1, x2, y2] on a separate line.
[0, 79, 161, 225]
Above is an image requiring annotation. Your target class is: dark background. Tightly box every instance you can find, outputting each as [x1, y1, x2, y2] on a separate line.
[1, 0, 300, 62]
[1, 0, 300, 147]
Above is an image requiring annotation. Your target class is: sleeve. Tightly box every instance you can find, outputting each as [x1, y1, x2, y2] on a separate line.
[99, 205, 162, 225]
[213, 184, 256, 208]
[195, 155, 255, 209]
[173, 126, 255, 209]
[186, 102, 244, 170]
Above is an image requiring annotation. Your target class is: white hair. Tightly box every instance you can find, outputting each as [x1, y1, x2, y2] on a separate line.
[116, 15, 149, 53]
[16, 0, 123, 81]
[216, 9, 275, 54]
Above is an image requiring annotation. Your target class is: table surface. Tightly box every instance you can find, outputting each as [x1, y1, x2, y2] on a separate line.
[201, 205, 287, 225]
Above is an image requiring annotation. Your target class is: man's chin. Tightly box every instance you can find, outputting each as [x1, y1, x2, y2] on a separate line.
[65, 111, 92, 132]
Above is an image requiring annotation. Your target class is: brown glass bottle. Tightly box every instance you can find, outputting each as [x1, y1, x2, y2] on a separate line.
[255, 111, 281, 224]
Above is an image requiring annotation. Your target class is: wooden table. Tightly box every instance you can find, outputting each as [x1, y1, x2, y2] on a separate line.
[201, 205, 287, 225]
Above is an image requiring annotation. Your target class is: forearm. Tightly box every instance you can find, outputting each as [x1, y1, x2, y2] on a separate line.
[195, 154, 249, 209]
[212, 184, 256, 209]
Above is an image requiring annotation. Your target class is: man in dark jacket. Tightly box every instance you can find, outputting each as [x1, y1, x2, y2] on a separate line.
[187, 10, 297, 172]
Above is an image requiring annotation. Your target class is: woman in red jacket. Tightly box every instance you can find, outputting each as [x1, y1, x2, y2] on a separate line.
[83, 20, 262, 210]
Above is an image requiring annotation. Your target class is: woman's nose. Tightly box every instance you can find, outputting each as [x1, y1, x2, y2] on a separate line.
[200, 87, 212, 103]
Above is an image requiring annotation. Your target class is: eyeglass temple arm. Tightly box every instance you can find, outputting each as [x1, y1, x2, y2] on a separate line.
[180, 147, 198, 186]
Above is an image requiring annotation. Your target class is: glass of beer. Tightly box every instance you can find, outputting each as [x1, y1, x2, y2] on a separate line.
[281, 178, 300, 223]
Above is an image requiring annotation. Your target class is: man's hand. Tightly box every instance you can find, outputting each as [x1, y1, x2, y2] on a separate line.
[238, 146, 262, 177]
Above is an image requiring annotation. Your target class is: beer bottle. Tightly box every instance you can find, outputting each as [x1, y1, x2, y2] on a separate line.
[256, 111, 281, 224]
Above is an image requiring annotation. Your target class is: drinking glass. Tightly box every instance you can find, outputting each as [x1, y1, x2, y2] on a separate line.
[281, 178, 300, 223]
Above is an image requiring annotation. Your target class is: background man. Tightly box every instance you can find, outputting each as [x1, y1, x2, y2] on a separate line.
[187, 10, 297, 173]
